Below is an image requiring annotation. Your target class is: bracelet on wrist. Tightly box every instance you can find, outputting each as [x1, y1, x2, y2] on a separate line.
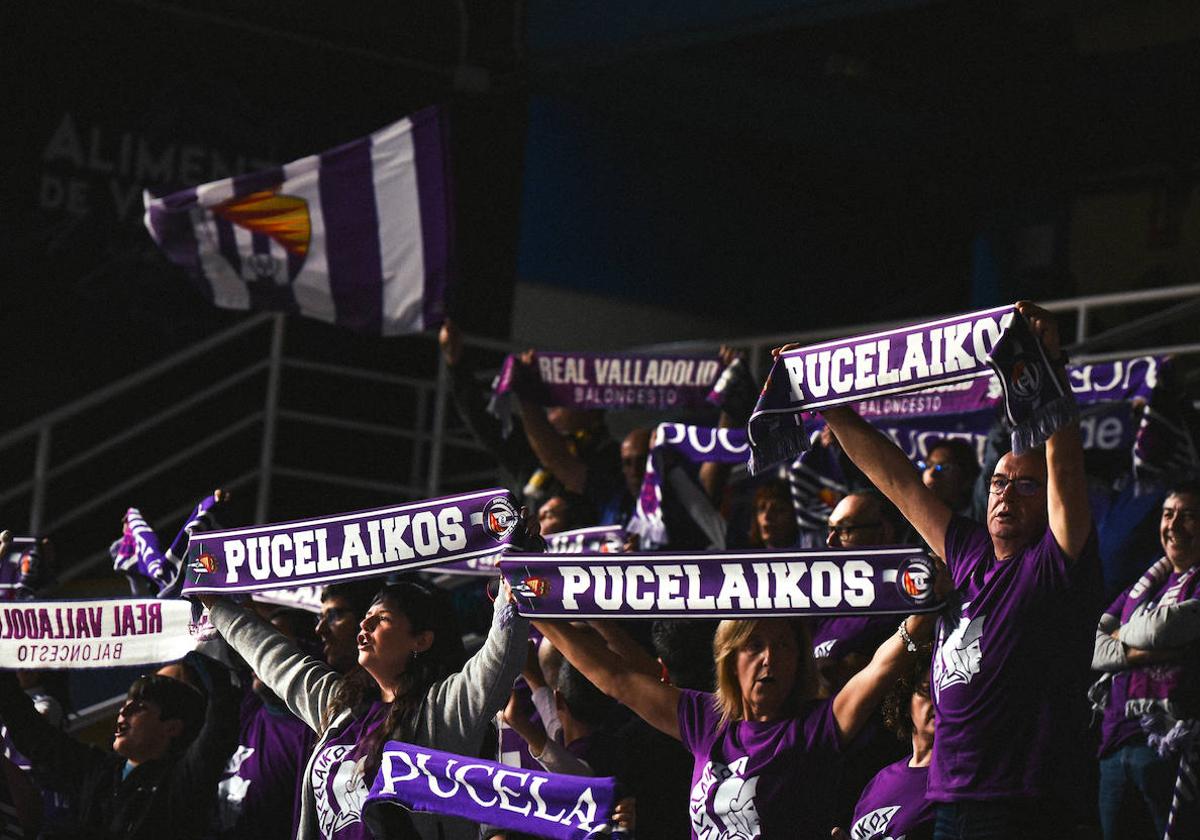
[897, 620, 919, 653]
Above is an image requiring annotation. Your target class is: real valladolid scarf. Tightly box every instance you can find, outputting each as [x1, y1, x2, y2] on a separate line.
[111, 492, 224, 596]
[500, 547, 940, 619]
[627, 423, 749, 549]
[364, 741, 628, 840]
[181, 488, 526, 596]
[488, 352, 724, 436]
[748, 305, 1075, 472]
[0, 599, 204, 668]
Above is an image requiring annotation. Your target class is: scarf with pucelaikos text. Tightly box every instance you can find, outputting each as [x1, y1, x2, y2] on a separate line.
[748, 306, 1076, 473]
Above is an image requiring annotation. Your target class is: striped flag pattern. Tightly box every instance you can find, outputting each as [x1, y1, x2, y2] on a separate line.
[143, 107, 452, 335]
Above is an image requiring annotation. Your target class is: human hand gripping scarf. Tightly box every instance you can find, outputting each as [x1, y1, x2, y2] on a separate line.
[748, 305, 1076, 473]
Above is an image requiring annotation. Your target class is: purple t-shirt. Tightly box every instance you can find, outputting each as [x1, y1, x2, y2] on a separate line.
[1098, 570, 1200, 757]
[850, 758, 933, 840]
[218, 689, 316, 840]
[811, 616, 896, 661]
[929, 516, 1098, 801]
[310, 700, 389, 840]
[677, 688, 843, 840]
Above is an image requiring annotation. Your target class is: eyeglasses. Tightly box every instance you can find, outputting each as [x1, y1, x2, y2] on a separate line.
[827, 521, 883, 539]
[916, 461, 957, 474]
[989, 476, 1043, 497]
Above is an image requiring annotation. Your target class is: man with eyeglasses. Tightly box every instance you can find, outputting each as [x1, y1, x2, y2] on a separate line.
[816, 301, 1098, 840]
[918, 439, 980, 517]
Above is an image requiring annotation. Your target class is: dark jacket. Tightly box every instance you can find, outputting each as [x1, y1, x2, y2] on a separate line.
[0, 665, 238, 840]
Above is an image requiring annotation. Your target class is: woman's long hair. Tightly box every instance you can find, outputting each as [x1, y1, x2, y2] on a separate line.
[320, 581, 466, 782]
[711, 617, 821, 728]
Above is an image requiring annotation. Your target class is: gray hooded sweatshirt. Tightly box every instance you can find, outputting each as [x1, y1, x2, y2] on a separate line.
[209, 595, 527, 840]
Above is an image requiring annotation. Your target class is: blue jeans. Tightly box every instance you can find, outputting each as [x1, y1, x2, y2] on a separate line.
[1097, 742, 1177, 840]
[933, 800, 1064, 840]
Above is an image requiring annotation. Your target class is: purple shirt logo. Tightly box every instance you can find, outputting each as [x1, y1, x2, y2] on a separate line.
[850, 805, 900, 839]
[933, 604, 986, 697]
[690, 756, 762, 840]
[312, 743, 368, 838]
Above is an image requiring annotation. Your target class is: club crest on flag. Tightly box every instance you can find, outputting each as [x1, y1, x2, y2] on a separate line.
[206, 188, 312, 285]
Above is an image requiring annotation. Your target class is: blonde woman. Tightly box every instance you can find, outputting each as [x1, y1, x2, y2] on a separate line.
[535, 611, 937, 840]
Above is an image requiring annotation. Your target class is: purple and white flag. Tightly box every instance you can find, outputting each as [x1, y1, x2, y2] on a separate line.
[181, 489, 524, 595]
[627, 423, 749, 549]
[500, 548, 940, 619]
[0, 599, 205, 668]
[749, 306, 1016, 471]
[143, 108, 451, 335]
[365, 742, 627, 840]
[489, 352, 723, 436]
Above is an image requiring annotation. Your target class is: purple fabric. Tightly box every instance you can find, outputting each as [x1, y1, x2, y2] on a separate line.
[850, 758, 934, 840]
[110, 507, 172, 587]
[320, 133, 383, 333]
[809, 615, 897, 661]
[985, 311, 1075, 455]
[1098, 563, 1200, 757]
[677, 689, 842, 840]
[411, 106, 452, 330]
[629, 423, 749, 548]
[311, 701, 390, 840]
[547, 526, 625, 555]
[0, 537, 35, 601]
[143, 109, 450, 336]
[929, 516, 1099, 801]
[218, 689, 316, 840]
[182, 488, 523, 595]
[749, 306, 1015, 472]
[501, 547, 942, 618]
[489, 352, 723, 436]
[365, 741, 625, 840]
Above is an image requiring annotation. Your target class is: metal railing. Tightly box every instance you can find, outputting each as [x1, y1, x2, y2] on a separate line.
[1, 284, 1196, 582]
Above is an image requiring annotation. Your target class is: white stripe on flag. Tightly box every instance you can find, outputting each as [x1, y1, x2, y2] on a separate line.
[371, 118, 426, 337]
[282, 154, 337, 324]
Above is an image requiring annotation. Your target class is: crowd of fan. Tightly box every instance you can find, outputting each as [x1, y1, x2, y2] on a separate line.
[0, 302, 1196, 840]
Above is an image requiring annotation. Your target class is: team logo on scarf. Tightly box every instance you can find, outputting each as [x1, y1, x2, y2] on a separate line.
[898, 556, 935, 604]
[190, 551, 219, 575]
[481, 496, 520, 541]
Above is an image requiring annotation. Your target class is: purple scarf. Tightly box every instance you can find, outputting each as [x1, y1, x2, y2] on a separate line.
[489, 351, 723, 436]
[1120, 559, 1200, 723]
[627, 424, 749, 549]
[111, 508, 172, 589]
[749, 305, 1074, 471]
[181, 489, 525, 596]
[364, 742, 627, 840]
[111, 494, 225, 596]
[500, 547, 941, 618]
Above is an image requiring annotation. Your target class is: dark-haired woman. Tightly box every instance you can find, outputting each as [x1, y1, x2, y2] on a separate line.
[834, 655, 936, 840]
[536, 609, 939, 840]
[203, 580, 527, 840]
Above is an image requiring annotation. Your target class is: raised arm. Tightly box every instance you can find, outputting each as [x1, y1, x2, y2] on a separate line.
[205, 597, 341, 732]
[820, 407, 951, 559]
[427, 590, 529, 743]
[534, 619, 681, 740]
[1018, 301, 1091, 560]
[831, 613, 935, 744]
